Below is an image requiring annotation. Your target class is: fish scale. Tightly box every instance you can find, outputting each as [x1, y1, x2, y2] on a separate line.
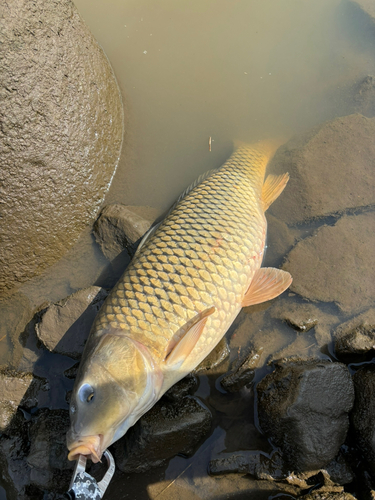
[94, 145, 269, 365]
[67, 141, 292, 463]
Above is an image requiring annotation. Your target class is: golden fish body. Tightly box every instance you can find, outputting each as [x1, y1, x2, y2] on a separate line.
[67, 142, 292, 462]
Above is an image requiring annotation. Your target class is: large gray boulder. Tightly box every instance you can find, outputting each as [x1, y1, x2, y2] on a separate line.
[283, 213, 375, 314]
[351, 365, 375, 477]
[257, 360, 354, 471]
[113, 396, 212, 473]
[268, 114, 375, 224]
[0, 0, 124, 297]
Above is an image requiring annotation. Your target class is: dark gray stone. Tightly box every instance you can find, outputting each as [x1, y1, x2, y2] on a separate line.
[0, 0, 124, 297]
[27, 409, 72, 491]
[93, 204, 161, 261]
[194, 336, 230, 373]
[163, 374, 198, 402]
[63, 362, 80, 380]
[257, 360, 354, 471]
[0, 411, 31, 500]
[36, 286, 108, 359]
[268, 114, 375, 224]
[220, 347, 263, 393]
[334, 309, 375, 362]
[113, 396, 212, 473]
[351, 365, 375, 476]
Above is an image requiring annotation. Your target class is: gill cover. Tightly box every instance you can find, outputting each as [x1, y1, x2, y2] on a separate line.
[68, 332, 163, 455]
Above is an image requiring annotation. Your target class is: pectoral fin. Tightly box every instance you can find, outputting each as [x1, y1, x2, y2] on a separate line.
[164, 306, 215, 368]
[242, 268, 292, 307]
[262, 173, 289, 211]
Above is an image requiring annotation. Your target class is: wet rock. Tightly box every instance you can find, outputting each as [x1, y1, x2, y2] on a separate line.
[0, 411, 32, 500]
[269, 114, 375, 224]
[27, 409, 72, 491]
[63, 362, 80, 380]
[209, 450, 285, 479]
[352, 76, 375, 118]
[113, 396, 212, 473]
[0, 370, 48, 433]
[0, 0, 124, 297]
[36, 286, 108, 359]
[301, 492, 356, 500]
[334, 309, 375, 362]
[94, 204, 161, 260]
[271, 300, 322, 332]
[163, 374, 198, 402]
[283, 213, 375, 314]
[0, 293, 34, 370]
[220, 347, 263, 393]
[257, 360, 354, 471]
[194, 336, 230, 373]
[351, 365, 375, 476]
[210, 450, 353, 498]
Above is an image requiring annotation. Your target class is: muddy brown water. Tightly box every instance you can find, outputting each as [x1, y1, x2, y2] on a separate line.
[1, 0, 375, 498]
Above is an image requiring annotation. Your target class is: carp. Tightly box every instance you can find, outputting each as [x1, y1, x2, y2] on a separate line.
[67, 141, 292, 462]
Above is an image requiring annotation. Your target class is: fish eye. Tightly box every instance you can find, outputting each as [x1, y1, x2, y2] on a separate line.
[78, 383, 95, 404]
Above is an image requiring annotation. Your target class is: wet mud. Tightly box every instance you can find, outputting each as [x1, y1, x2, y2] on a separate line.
[2, 0, 375, 499]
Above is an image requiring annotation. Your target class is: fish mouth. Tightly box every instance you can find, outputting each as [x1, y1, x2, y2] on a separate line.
[67, 434, 103, 463]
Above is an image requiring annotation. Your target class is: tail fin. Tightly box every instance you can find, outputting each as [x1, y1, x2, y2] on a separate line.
[233, 138, 286, 178]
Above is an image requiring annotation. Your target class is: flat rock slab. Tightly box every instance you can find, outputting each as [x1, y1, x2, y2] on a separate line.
[36, 286, 108, 359]
[257, 360, 354, 471]
[334, 308, 375, 362]
[94, 204, 162, 261]
[0, 0, 123, 297]
[113, 396, 212, 473]
[271, 300, 325, 332]
[0, 370, 48, 433]
[269, 114, 375, 224]
[220, 347, 263, 393]
[283, 212, 375, 314]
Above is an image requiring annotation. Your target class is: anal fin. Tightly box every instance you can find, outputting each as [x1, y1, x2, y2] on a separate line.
[242, 268, 292, 307]
[262, 173, 289, 211]
[164, 306, 215, 369]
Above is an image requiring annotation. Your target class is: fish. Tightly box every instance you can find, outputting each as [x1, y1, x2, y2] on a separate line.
[66, 141, 292, 463]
